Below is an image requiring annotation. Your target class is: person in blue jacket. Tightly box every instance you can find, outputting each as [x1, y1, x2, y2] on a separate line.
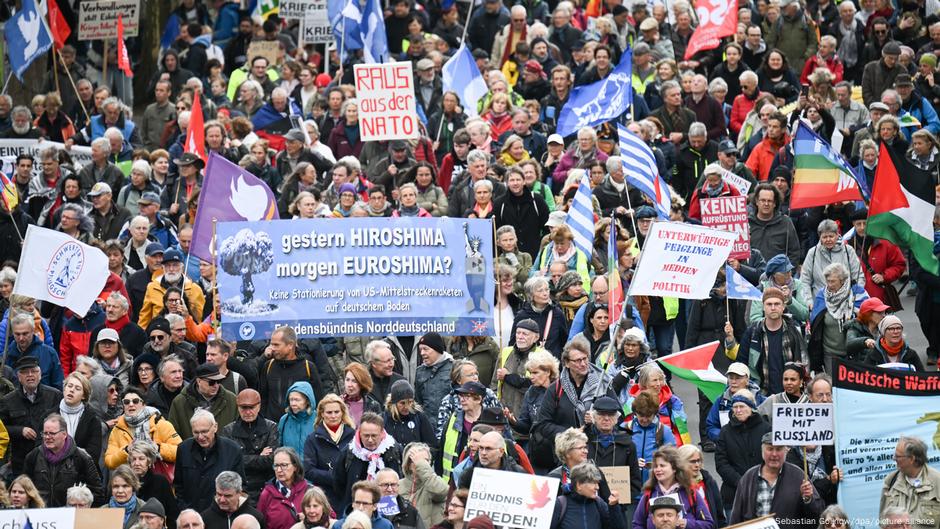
[278, 381, 317, 459]
[704, 362, 766, 444]
[6, 313, 63, 390]
[628, 389, 676, 498]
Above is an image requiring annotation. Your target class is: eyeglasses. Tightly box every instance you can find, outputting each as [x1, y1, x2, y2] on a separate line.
[201, 379, 220, 386]
[378, 482, 399, 489]
[568, 357, 589, 364]
[273, 463, 292, 469]
[352, 501, 375, 507]
[138, 366, 154, 372]
[123, 398, 142, 405]
[42, 430, 64, 437]
[150, 335, 166, 342]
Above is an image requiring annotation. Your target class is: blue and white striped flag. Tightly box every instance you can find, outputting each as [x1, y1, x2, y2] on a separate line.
[617, 123, 671, 219]
[565, 174, 595, 261]
[725, 264, 762, 301]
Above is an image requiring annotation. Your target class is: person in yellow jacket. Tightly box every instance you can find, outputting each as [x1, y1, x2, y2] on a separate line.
[137, 249, 206, 329]
[105, 386, 181, 470]
[0, 417, 10, 459]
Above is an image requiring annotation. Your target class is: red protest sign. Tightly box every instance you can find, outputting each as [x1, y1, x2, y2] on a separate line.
[354, 62, 420, 142]
[685, 0, 738, 59]
[700, 195, 750, 260]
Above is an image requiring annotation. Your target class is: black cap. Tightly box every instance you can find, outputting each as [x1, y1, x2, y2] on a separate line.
[850, 207, 868, 221]
[196, 362, 226, 381]
[454, 381, 487, 396]
[516, 318, 540, 334]
[418, 332, 445, 354]
[139, 498, 166, 518]
[145, 242, 165, 257]
[146, 317, 171, 336]
[592, 396, 622, 414]
[882, 41, 901, 56]
[14, 355, 39, 371]
[895, 73, 913, 87]
[390, 379, 415, 403]
[477, 407, 507, 425]
[390, 140, 408, 151]
[472, 49, 489, 60]
[634, 205, 657, 219]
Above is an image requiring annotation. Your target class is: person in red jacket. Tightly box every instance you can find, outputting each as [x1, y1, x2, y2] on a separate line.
[848, 208, 907, 304]
[799, 36, 845, 85]
[59, 302, 106, 376]
[745, 112, 790, 181]
[730, 71, 767, 137]
[687, 164, 742, 221]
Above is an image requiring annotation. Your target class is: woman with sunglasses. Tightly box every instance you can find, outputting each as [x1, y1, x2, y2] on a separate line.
[105, 386, 182, 470]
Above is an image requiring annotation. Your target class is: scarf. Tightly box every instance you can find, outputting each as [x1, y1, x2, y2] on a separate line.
[397, 204, 421, 217]
[472, 202, 492, 217]
[704, 180, 723, 197]
[838, 21, 859, 68]
[109, 494, 139, 525]
[551, 243, 576, 265]
[559, 367, 600, 423]
[59, 400, 85, 437]
[350, 430, 397, 480]
[125, 406, 157, 442]
[596, 433, 615, 449]
[106, 314, 130, 331]
[42, 435, 73, 465]
[880, 337, 905, 357]
[276, 479, 293, 498]
[345, 124, 360, 146]
[802, 446, 829, 481]
[824, 280, 854, 330]
[325, 422, 345, 443]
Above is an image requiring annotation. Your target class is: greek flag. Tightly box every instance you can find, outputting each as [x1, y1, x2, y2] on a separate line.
[556, 49, 633, 137]
[442, 45, 488, 118]
[565, 174, 595, 261]
[618, 123, 671, 219]
[725, 264, 762, 301]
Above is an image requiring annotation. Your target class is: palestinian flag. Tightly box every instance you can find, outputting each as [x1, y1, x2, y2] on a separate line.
[867, 143, 940, 275]
[656, 341, 727, 402]
[790, 121, 864, 209]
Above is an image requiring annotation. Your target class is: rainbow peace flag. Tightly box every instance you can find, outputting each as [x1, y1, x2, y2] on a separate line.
[0, 172, 18, 211]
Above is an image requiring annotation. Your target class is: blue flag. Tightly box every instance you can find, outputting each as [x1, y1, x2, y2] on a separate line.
[5, 0, 53, 81]
[556, 48, 633, 137]
[565, 174, 594, 260]
[360, 0, 388, 63]
[442, 45, 489, 118]
[725, 264, 762, 301]
[160, 13, 181, 51]
[328, 0, 364, 61]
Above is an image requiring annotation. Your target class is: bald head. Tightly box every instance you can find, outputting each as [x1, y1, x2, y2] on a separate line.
[231, 515, 261, 529]
[478, 431, 506, 468]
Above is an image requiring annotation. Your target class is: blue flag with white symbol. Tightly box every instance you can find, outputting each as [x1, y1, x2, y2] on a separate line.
[6, 0, 53, 81]
[725, 264, 762, 301]
[556, 48, 633, 137]
[327, 0, 363, 61]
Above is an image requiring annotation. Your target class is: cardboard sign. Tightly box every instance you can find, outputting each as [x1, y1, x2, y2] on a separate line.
[465, 468, 560, 529]
[301, 0, 332, 45]
[725, 515, 781, 529]
[629, 221, 737, 299]
[247, 40, 280, 66]
[0, 507, 123, 529]
[721, 168, 752, 196]
[354, 62, 420, 141]
[78, 0, 140, 40]
[599, 466, 632, 504]
[772, 403, 834, 446]
[700, 195, 750, 260]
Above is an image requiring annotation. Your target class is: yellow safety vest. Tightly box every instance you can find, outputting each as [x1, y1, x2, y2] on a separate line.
[441, 414, 461, 484]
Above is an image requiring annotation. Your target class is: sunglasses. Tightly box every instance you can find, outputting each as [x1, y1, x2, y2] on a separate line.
[123, 398, 142, 405]
[201, 379, 221, 386]
[150, 335, 167, 342]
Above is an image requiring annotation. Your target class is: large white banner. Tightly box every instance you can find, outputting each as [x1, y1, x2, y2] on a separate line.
[0, 507, 124, 529]
[629, 221, 737, 299]
[465, 469, 560, 529]
[0, 139, 93, 181]
[354, 62, 420, 141]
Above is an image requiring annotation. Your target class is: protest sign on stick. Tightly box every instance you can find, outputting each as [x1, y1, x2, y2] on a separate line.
[771, 403, 835, 446]
[78, 0, 140, 39]
[465, 468, 560, 529]
[354, 62, 420, 141]
[700, 196, 750, 260]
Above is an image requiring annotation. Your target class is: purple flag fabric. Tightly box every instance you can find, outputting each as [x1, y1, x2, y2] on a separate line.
[190, 152, 280, 262]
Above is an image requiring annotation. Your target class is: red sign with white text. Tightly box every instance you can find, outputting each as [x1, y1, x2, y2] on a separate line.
[685, 0, 738, 59]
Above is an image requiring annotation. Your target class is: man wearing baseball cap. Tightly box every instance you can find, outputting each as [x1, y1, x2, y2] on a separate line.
[126, 242, 164, 317]
[168, 363, 238, 439]
[89, 181, 131, 241]
[138, 247, 206, 330]
[136, 190, 179, 250]
[704, 362, 766, 447]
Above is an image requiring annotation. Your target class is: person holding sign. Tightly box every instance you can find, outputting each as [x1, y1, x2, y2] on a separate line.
[728, 432, 824, 529]
[784, 438, 840, 505]
[550, 462, 626, 529]
[631, 446, 714, 529]
[686, 164, 741, 221]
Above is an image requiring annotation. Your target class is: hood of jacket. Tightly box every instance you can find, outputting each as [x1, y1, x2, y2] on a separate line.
[285, 381, 316, 418]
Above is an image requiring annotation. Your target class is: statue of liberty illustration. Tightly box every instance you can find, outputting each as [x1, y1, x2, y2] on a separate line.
[463, 223, 488, 314]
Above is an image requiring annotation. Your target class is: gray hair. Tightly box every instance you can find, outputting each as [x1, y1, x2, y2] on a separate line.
[335, 156, 362, 175]
[739, 70, 758, 84]
[838, 1, 856, 13]
[822, 262, 849, 283]
[10, 312, 34, 330]
[689, 122, 707, 138]
[158, 354, 184, 377]
[129, 215, 150, 230]
[660, 80, 681, 97]
[190, 408, 216, 427]
[76, 355, 100, 374]
[271, 87, 289, 100]
[577, 126, 597, 141]
[365, 340, 392, 363]
[524, 276, 550, 297]
[881, 89, 900, 106]
[817, 219, 839, 235]
[0, 266, 16, 286]
[165, 313, 184, 327]
[554, 427, 588, 460]
[131, 159, 152, 180]
[104, 127, 125, 142]
[568, 462, 603, 486]
[605, 156, 622, 173]
[818, 505, 850, 529]
[101, 97, 121, 111]
[880, 507, 910, 529]
[11, 106, 31, 120]
[820, 35, 837, 48]
[177, 510, 204, 529]
[399, 182, 418, 196]
[708, 77, 728, 95]
[467, 149, 490, 165]
[304, 119, 320, 137]
[239, 80, 264, 100]
[340, 98, 358, 116]
[859, 138, 878, 156]
[638, 362, 666, 386]
[66, 484, 95, 506]
[127, 439, 159, 464]
[898, 436, 928, 467]
[473, 179, 493, 192]
[215, 471, 243, 492]
[562, 335, 591, 362]
[341, 511, 372, 529]
[496, 225, 517, 238]
[40, 147, 60, 162]
[91, 137, 112, 155]
[108, 291, 129, 312]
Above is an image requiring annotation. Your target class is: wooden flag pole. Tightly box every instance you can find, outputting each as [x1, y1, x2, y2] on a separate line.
[52, 49, 61, 95]
[102, 39, 109, 86]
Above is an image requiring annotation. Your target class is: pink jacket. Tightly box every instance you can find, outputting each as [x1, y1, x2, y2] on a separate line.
[258, 480, 310, 529]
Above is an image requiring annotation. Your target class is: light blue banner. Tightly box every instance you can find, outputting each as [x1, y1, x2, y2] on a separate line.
[833, 360, 940, 528]
[217, 218, 494, 340]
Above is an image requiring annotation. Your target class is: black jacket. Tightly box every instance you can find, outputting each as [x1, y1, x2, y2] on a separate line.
[201, 497, 267, 529]
[174, 436, 246, 512]
[700, 469, 726, 528]
[333, 442, 403, 512]
[92, 203, 132, 242]
[257, 356, 326, 420]
[786, 445, 837, 505]
[370, 369, 405, 405]
[494, 188, 549, 259]
[146, 382, 183, 417]
[715, 412, 771, 506]
[457, 453, 527, 490]
[509, 302, 568, 358]
[72, 406, 104, 465]
[127, 267, 157, 319]
[303, 424, 356, 508]
[0, 209, 32, 266]
[24, 440, 105, 507]
[383, 410, 438, 452]
[0, 384, 62, 475]
[221, 416, 280, 500]
[594, 177, 646, 218]
[585, 424, 642, 497]
[139, 470, 180, 529]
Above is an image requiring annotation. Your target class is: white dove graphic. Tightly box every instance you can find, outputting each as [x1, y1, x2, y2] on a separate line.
[730, 269, 760, 299]
[18, 8, 42, 60]
[229, 175, 270, 220]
